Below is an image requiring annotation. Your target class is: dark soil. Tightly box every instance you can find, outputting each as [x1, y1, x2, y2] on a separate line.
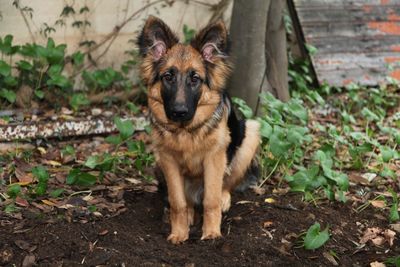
[0, 188, 399, 267]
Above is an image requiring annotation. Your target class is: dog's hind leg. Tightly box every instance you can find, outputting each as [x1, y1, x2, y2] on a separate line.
[223, 119, 260, 209]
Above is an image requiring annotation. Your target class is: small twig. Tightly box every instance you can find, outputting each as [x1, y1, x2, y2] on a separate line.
[17, 5, 36, 43]
[84, 0, 166, 55]
[186, 0, 214, 7]
[68, 190, 92, 197]
[258, 157, 281, 188]
[208, 0, 231, 24]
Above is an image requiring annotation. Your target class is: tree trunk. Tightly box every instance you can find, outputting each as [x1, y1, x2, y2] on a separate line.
[265, 0, 290, 102]
[228, 0, 289, 113]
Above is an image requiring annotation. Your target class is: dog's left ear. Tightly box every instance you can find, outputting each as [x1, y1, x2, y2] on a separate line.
[137, 16, 179, 61]
[191, 20, 228, 63]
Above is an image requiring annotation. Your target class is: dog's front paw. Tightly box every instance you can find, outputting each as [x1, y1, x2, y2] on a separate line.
[167, 232, 189, 244]
[201, 230, 222, 240]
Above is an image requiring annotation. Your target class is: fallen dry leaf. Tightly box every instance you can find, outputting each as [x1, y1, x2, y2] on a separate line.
[251, 186, 265, 195]
[15, 168, 33, 184]
[42, 160, 62, 166]
[125, 178, 142, 185]
[0, 247, 13, 264]
[15, 196, 29, 207]
[370, 261, 386, 267]
[37, 147, 46, 155]
[360, 227, 382, 244]
[98, 229, 109, 236]
[390, 223, 400, 233]
[383, 229, 396, 246]
[263, 221, 273, 228]
[22, 254, 35, 267]
[371, 236, 385, 246]
[323, 252, 338, 266]
[369, 200, 386, 209]
[41, 199, 58, 207]
[349, 172, 370, 185]
[236, 200, 255, 205]
[264, 198, 276, 204]
[14, 240, 36, 252]
[272, 188, 290, 195]
[360, 227, 396, 247]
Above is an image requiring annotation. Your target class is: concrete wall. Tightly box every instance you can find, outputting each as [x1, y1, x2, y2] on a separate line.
[0, 0, 233, 68]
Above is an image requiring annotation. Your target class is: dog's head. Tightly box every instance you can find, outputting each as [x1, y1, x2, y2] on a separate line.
[137, 16, 230, 124]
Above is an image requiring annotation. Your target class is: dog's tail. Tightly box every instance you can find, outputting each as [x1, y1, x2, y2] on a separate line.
[235, 157, 259, 192]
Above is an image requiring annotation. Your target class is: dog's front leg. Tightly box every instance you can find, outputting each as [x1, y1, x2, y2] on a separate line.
[201, 149, 227, 240]
[158, 152, 189, 244]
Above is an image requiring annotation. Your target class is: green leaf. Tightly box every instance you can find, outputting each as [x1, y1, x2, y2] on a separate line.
[47, 74, 71, 89]
[269, 127, 292, 158]
[48, 64, 63, 76]
[105, 135, 123, 145]
[32, 166, 49, 183]
[7, 184, 21, 198]
[85, 156, 99, 169]
[3, 76, 17, 87]
[361, 107, 380, 121]
[258, 119, 272, 138]
[313, 150, 333, 173]
[389, 203, 399, 223]
[47, 38, 55, 49]
[34, 89, 45, 99]
[71, 51, 84, 66]
[380, 146, 394, 162]
[32, 166, 49, 196]
[114, 117, 134, 140]
[16, 60, 33, 71]
[50, 188, 65, 198]
[232, 97, 253, 119]
[66, 169, 97, 186]
[305, 44, 318, 55]
[4, 204, 18, 213]
[126, 102, 140, 114]
[0, 89, 16, 103]
[0, 60, 11, 76]
[389, 189, 399, 223]
[287, 100, 308, 122]
[69, 93, 90, 111]
[385, 256, 400, 267]
[304, 222, 330, 250]
[62, 145, 75, 157]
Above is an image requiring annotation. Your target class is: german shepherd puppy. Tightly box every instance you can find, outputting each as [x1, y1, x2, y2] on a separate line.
[137, 16, 260, 244]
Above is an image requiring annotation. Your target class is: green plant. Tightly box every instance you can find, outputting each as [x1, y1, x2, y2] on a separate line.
[303, 222, 330, 250]
[389, 189, 399, 223]
[385, 256, 400, 267]
[66, 168, 97, 186]
[32, 165, 49, 196]
[183, 24, 196, 44]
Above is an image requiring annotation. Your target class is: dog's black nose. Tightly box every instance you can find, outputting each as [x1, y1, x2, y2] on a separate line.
[172, 104, 188, 118]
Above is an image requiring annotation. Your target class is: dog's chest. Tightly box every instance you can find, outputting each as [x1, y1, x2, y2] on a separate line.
[154, 122, 230, 178]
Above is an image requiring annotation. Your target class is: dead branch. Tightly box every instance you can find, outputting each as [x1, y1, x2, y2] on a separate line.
[0, 115, 147, 142]
[87, 87, 141, 104]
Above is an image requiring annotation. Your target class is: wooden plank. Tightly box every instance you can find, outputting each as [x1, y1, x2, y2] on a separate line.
[293, 0, 400, 86]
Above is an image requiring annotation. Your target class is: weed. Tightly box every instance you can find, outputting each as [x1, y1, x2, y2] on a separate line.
[303, 222, 330, 250]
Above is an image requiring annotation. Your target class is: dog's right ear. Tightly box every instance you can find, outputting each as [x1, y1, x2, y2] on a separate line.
[137, 16, 179, 61]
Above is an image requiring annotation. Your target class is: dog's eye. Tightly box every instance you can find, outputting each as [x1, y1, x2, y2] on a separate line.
[163, 73, 172, 82]
[191, 74, 200, 84]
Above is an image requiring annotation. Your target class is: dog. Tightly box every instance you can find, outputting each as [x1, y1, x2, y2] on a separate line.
[137, 16, 260, 244]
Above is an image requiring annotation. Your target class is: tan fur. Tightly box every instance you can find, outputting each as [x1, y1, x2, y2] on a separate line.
[139, 18, 259, 244]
